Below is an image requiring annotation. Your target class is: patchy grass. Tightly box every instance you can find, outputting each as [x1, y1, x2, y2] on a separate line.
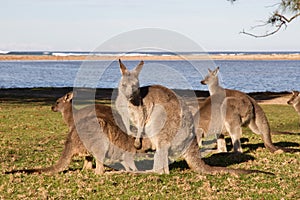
[0, 100, 299, 199]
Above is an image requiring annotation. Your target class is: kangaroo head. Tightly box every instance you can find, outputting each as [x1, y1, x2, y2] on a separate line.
[287, 91, 300, 105]
[118, 59, 144, 101]
[200, 67, 219, 85]
[52, 91, 74, 112]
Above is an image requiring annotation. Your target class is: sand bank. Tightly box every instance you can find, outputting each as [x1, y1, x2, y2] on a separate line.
[1, 54, 300, 61]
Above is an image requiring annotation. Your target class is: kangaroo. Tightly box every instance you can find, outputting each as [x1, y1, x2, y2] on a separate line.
[197, 67, 280, 153]
[51, 91, 93, 171]
[114, 59, 271, 175]
[287, 91, 300, 125]
[14, 92, 151, 174]
[115, 60, 146, 149]
[74, 110, 153, 174]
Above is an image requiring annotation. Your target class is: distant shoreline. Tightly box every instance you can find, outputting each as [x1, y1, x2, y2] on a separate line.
[1, 54, 300, 61]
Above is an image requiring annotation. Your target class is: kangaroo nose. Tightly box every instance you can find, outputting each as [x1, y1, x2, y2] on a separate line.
[51, 106, 56, 111]
[200, 80, 206, 85]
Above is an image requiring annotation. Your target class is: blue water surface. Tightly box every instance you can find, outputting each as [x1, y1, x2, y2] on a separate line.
[0, 60, 299, 92]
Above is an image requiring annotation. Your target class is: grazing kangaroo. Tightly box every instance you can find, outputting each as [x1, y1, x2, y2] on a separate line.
[75, 110, 153, 174]
[16, 92, 151, 174]
[114, 59, 271, 175]
[197, 67, 280, 153]
[51, 91, 93, 171]
[52, 92, 152, 174]
[287, 91, 300, 124]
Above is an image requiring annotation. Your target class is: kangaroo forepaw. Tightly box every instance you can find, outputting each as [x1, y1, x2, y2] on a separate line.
[134, 139, 142, 149]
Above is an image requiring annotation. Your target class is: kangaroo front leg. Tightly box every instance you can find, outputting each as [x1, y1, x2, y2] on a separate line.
[134, 116, 145, 149]
[82, 156, 93, 170]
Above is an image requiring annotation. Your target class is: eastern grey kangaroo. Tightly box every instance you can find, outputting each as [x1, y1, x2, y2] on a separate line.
[114, 59, 270, 175]
[14, 92, 151, 174]
[196, 67, 280, 153]
[115, 60, 146, 149]
[69, 92, 153, 174]
[51, 91, 93, 171]
[287, 90, 300, 125]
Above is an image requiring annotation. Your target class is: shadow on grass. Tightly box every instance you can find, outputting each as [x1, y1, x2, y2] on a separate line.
[224, 137, 300, 153]
[168, 152, 256, 172]
[241, 141, 300, 153]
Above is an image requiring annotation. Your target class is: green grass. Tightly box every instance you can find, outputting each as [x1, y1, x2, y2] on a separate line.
[0, 101, 299, 199]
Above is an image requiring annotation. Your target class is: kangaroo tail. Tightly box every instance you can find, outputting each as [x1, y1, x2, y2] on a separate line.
[5, 153, 73, 175]
[5, 134, 75, 175]
[183, 139, 274, 175]
[271, 130, 298, 135]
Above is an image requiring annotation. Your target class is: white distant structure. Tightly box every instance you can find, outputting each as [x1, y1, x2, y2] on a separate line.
[0, 50, 9, 54]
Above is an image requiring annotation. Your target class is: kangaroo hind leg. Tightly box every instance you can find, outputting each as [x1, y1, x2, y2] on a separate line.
[153, 147, 169, 174]
[216, 133, 227, 152]
[122, 153, 137, 172]
[225, 119, 243, 153]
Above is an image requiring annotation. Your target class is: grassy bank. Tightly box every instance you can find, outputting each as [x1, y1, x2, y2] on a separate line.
[0, 95, 299, 199]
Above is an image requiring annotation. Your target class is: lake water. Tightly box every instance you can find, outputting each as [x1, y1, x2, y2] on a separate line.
[0, 60, 299, 92]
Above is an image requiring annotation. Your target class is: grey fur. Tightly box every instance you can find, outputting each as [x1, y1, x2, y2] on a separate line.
[114, 60, 267, 175]
[287, 91, 300, 125]
[196, 67, 280, 153]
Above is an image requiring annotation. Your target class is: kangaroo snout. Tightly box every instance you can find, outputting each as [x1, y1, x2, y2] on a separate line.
[51, 105, 58, 112]
[200, 80, 206, 85]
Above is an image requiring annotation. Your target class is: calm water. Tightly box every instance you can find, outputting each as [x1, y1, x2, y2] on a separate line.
[0, 60, 299, 92]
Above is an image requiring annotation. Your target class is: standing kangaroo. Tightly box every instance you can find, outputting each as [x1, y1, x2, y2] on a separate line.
[287, 91, 300, 125]
[197, 67, 280, 153]
[114, 59, 270, 175]
[115, 60, 146, 149]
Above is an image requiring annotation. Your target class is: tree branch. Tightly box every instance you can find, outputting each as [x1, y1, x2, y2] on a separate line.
[241, 12, 300, 37]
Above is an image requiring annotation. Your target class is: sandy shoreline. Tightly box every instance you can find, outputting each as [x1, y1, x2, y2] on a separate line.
[1, 54, 300, 61]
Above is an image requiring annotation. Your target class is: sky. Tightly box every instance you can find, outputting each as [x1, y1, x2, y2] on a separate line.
[1, 0, 300, 52]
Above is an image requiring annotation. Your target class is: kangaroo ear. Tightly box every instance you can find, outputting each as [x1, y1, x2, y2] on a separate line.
[213, 67, 219, 76]
[133, 60, 144, 75]
[119, 59, 128, 75]
[208, 68, 212, 73]
[64, 92, 73, 102]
